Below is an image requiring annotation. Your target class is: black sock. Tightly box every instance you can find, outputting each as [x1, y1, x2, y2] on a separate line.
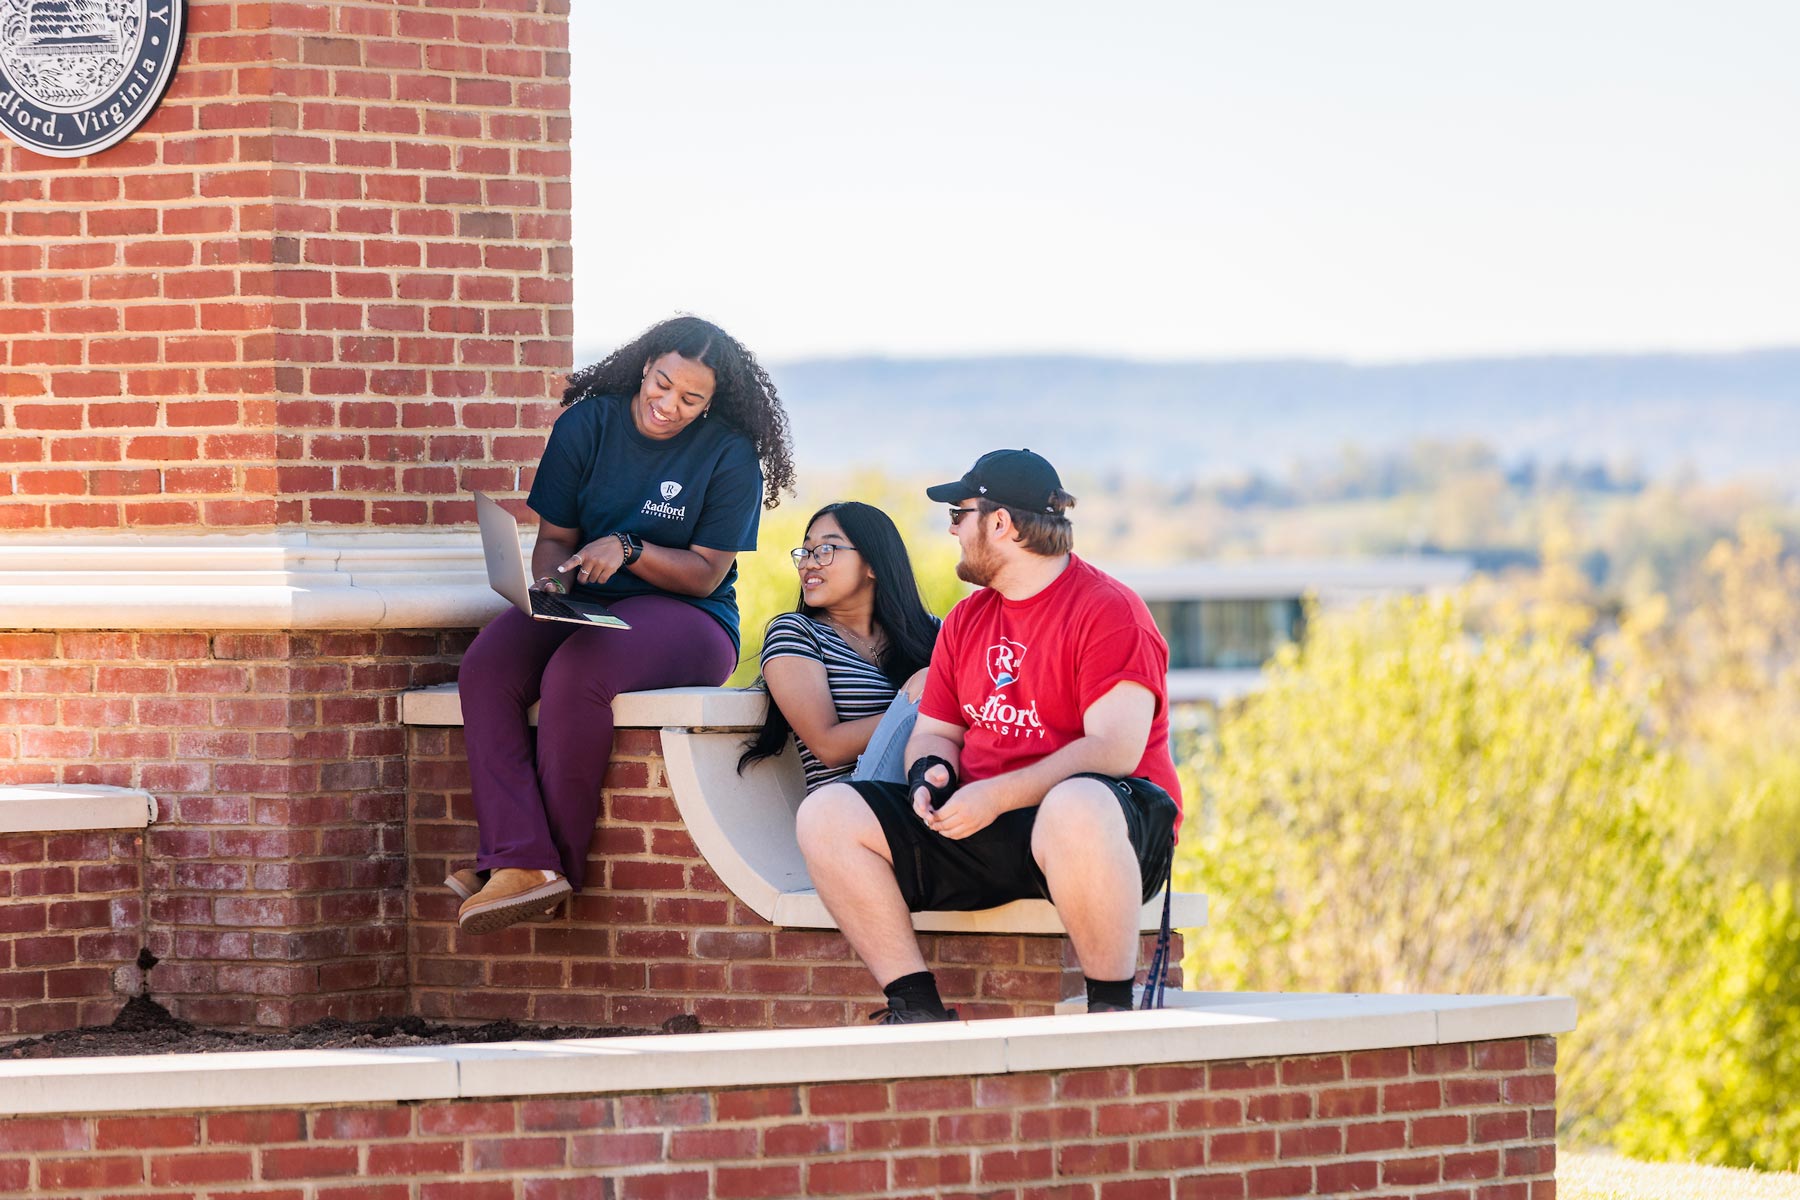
[1086, 976, 1135, 1010]
[883, 970, 946, 1014]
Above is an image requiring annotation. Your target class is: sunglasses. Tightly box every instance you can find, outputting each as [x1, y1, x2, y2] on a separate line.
[948, 506, 980, 527]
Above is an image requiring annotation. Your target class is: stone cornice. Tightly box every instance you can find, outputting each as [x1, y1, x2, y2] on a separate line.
[0, 784, 155, 834]
[0, 532, 507, 630]
[0, 992, 1578, 1116]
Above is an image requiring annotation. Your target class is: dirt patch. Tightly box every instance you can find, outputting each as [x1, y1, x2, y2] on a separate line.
[2, 995, 702, 1060]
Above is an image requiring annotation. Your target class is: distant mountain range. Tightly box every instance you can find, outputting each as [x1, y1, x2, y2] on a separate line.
[763, 349, 1800, 486]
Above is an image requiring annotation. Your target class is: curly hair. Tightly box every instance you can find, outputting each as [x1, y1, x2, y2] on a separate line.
[562, 315, 796, 508]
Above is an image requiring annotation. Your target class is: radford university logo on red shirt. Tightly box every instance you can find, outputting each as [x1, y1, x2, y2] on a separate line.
[985, 638, 1027, 687]
[966, 638, 1044, 739]
[963, 693, 1045, 739]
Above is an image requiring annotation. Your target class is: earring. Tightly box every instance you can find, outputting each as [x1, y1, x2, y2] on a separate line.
[701, 408, 710, 419]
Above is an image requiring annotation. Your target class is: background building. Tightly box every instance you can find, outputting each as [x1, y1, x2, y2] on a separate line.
[1105, 557, 1473, 705]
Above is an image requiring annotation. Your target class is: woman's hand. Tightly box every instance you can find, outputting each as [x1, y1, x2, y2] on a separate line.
[558, 535, 627, 587]
[530, 575, 568, 595]
[903, 668, 929, 703]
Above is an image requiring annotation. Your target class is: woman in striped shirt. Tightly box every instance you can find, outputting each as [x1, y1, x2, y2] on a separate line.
[739, 502, 940, 792]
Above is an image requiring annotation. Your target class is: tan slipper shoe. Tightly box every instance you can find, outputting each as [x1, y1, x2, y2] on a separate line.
[447, 867, 560, 920]
[458, 868, 573, 935]
[445, 868, 486, 902]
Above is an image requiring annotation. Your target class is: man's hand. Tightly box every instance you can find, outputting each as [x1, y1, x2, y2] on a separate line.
[918, 776, 1008, 840]
[910, 760, 954, 815]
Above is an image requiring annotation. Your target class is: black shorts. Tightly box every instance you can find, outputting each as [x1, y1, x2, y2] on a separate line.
[846, 772, 1178, 913]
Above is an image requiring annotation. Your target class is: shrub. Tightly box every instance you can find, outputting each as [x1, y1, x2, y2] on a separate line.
[1175, 592, 1709, 1130]
[1611, 879, 1800, 1172]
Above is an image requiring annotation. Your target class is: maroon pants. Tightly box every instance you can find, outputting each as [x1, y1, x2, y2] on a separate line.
[458, 597, 738, 888]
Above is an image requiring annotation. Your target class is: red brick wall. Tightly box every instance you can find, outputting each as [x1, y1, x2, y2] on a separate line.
[0, 1037, 1559, 1199]
[0, 629, 469, 1031]
[0, 0, 572, 534]
[410, 726, 1183, 1029]
[1, 0, 572, 1031]
[0, 830, 142, 1039]
[6, 678, 1180, 1038]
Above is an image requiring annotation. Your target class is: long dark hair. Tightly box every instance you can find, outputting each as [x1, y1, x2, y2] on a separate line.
[562, 314, 795, 508]
[738, 502, 940, 772]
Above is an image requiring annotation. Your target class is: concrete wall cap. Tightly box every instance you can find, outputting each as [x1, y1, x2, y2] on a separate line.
[0, 784, 155, 833]
[401, 681, 772, 729]
[0, 532, 506, 630]
[0, 993, 1577, 1117]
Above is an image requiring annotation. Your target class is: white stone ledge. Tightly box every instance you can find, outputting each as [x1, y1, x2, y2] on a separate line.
[0, 533, 505, 630]
[401, 682, 768, 730]
[767, 886, 1207, 935]
[402, 684, 1210, 936]
[0, 784, 155, 834]
[0, 993, 1576, 1117]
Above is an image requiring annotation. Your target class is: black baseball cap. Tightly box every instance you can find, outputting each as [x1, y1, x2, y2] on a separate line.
[925, 449, 1064, 514]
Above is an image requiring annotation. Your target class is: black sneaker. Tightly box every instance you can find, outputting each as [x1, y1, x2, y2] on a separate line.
[868, 996, 959, 1025]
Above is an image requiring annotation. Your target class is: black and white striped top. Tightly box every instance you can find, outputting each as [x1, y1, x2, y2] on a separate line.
[760, 613, 899, 792]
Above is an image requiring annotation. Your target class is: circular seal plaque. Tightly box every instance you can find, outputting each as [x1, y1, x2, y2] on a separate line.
[0, 0, 185, 157]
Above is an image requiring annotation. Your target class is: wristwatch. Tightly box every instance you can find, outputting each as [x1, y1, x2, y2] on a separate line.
[613, 531, 643, 566]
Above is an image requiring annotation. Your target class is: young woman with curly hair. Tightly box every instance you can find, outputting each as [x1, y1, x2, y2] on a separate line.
[452, 315, 795, 934]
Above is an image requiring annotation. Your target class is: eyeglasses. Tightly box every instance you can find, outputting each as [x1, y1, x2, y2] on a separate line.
[790, 544, 857, 567]
[948, 506, 980, 527]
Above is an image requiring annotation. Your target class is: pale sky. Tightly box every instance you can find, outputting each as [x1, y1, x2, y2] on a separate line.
[571, 2, 1800, 363]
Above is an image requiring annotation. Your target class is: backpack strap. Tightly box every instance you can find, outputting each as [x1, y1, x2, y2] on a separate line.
[1138, 854, 1175, 1010]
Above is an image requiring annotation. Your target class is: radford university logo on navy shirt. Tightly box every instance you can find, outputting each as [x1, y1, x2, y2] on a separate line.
[640, 481, 687, 521]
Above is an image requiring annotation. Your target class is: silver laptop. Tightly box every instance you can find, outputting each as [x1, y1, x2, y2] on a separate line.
[474, 491, 631, 629]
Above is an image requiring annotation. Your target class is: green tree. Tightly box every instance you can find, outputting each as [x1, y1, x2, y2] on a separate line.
[1604, 521, 1800, 884]
[1469, 514, 1600, 647]
[1612, 880, 1800, 1172]
[1174, 592, 1707, 1129]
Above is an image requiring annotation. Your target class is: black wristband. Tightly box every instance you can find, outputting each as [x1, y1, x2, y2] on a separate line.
[907, 755, 958, 810]
[612, 531, 642, 565]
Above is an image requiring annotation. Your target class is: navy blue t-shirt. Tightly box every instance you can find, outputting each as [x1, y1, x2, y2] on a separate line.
[526, 394, 763, 651]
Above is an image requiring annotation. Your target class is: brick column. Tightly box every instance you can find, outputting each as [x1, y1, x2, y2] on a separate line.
[0, 0, 573, 1028]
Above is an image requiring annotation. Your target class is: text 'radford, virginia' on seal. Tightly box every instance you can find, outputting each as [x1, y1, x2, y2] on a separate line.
[0, 0, 186, 158]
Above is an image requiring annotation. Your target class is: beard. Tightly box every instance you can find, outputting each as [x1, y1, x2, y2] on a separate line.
[955, 536, 998, 587]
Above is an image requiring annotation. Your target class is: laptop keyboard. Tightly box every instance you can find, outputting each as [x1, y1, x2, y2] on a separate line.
[529, 590, 581, 620]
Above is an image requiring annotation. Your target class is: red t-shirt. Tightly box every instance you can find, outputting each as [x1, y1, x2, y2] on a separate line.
[919, 555, 1183, 823]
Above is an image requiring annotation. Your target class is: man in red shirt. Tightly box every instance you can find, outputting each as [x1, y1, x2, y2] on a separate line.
[796, 449, 1181, 1022]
